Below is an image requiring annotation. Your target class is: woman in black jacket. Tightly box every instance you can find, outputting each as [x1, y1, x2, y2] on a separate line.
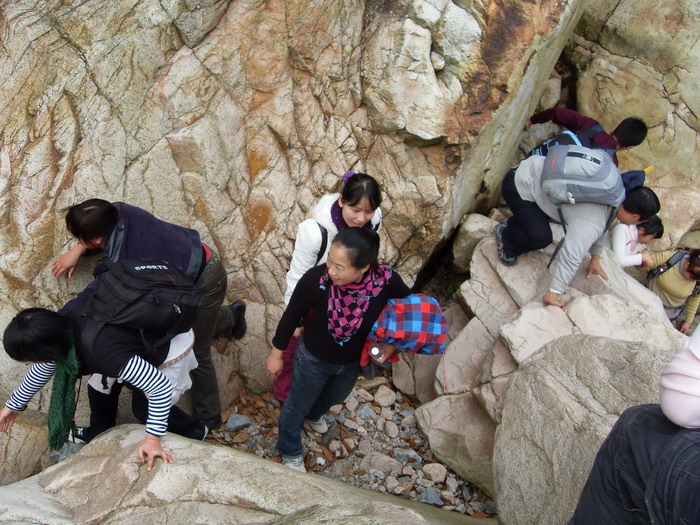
[266, 228, 410, 472]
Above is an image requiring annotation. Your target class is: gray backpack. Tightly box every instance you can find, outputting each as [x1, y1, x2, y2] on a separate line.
[541, 145, 624, 208]
[541, 145, 623, 268]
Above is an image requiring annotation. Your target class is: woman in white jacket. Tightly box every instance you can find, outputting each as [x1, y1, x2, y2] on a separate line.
[275, 172, 382, 401]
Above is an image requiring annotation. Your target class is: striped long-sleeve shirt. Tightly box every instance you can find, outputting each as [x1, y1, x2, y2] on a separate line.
[6, 362, 56, 411]
[5, 356, 172, 436]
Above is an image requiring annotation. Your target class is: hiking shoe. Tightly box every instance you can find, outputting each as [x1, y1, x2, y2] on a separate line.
[495, 221, 517, 266]
[227, 300, 247, 339]
[282, 455, 306, 473]
[201, 415, 222, 431]
[70, 426, 88, 444]
[306, 416, 329, 434]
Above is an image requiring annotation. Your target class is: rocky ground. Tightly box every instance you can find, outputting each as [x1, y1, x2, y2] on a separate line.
[209, 375, 497, 519]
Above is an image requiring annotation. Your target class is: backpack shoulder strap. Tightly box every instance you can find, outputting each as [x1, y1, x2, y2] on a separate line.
[646, 251, 686, 282]
[79, 318, 105, 360]
[547, 207, 567, 269]
[575, 124, 604, 147]
[315, 222, 328, 265]
[547, 205, 616, 270]
[551, 130, 582, 147]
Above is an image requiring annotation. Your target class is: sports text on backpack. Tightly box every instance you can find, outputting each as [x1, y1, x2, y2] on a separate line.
[76, 258, 202, 355]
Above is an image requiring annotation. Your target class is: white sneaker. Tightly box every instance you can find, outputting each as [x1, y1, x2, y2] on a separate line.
[282, 455, 306, 473]
[306, 416, 329, 434]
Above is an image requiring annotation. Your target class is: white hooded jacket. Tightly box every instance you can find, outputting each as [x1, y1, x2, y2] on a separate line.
[284, 193, 382, 305]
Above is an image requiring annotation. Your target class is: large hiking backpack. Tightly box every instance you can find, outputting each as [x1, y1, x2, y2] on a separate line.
[542, 145, 623, 268]
[77, 258, 202, 354]
[542, 144, 625, 208]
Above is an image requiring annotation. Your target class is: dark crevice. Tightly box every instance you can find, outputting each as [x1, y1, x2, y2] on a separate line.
[412, 227, 468, 306]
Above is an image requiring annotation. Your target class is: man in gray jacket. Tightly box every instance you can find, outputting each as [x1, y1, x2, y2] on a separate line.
[496, 155, 660, 307]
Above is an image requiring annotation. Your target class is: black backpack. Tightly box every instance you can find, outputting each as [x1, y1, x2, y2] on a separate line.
[76, 258, 202, 354]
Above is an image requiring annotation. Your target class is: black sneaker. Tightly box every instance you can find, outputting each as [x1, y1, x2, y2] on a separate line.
[70, 426, 89, 443]
[495, 222, 517, 266]
[201, 415, 222, 430]
[227, 300, 247, 339]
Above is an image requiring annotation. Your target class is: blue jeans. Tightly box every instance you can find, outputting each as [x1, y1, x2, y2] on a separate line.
[276, 340, 360, 456]
[569, 404, 700, 524]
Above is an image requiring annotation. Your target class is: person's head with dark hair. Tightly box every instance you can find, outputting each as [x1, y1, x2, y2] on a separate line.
[326, 228, 380, 286]
[617, 186, 660, 225]
[338, 173, 382, 229]
[65, 199, 118, 248]
[637, 215, 664, 244]
[612, 118, 647, 149]
[686, 250, 700, 281]
[3, 308, 72, 363]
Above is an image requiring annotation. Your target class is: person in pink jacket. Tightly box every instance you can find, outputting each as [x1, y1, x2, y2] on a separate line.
[660, 328, 700, 427]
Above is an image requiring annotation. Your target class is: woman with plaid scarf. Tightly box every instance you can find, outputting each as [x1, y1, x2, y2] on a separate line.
[266, 227, 410, 472]
[275, 172, 383, 403]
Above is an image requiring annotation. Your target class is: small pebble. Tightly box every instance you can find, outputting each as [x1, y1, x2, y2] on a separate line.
[384, 420, 399, 439]
[354, 388, 374, 402]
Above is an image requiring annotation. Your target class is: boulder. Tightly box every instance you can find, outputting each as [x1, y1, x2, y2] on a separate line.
[494, 335, 672, 525]
[436, 316, 496, 395]
[0, 425, 485, 525]
[0, 410, 50, 486]
[452, 214, 498, 273]
[457, 240, 520, 337]
[391, 352, 443, 404]
[415, 393, 496, 496]
[443, 304, 469, 347]
[419, 237, 685, 507]
[500, 302, 576, 363]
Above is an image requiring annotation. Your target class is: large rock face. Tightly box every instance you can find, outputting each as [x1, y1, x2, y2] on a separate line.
[0, 425, 490, 525]
[0, 1, 588, 410]
[416, 236, 685, 515]
[568, 0, 700, 248]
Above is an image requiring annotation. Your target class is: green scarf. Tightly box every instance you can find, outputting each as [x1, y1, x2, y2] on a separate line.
[47, 344, 80, 450]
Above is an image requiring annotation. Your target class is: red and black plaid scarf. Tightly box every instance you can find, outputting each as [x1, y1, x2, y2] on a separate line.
[319, 264, 392, 345]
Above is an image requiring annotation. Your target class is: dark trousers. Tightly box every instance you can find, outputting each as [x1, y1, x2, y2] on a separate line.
[500, 168, 553, 258]
[277, 340, 359, 456]
[191, 251, 228, 420]
[569, 404, 700, 525]
[131, 390, 204, 440]
[84, 382, 204, 441]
